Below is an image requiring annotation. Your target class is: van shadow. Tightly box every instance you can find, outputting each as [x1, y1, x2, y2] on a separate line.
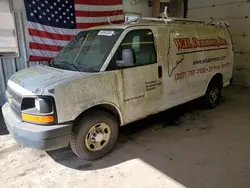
[47, 97, 227, 179]
[0, 109, 9, 135]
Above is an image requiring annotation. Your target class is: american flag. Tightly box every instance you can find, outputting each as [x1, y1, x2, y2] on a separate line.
[24, 0, 124, 61]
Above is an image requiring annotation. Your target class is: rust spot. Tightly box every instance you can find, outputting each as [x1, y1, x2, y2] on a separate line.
[120, 69, 125, 98]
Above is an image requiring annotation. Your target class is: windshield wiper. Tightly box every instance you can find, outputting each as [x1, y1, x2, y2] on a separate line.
[55, 61, 81, 71]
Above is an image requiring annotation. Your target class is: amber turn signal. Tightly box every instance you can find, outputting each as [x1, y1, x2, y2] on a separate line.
[22, 113, 55, 124]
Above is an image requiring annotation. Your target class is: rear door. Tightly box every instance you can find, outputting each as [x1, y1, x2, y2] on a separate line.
[189, 25, 229, 95]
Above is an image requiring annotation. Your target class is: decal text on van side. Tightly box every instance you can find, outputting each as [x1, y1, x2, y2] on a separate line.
[174, 37, 227, 50]
[175, 62, 231, 81]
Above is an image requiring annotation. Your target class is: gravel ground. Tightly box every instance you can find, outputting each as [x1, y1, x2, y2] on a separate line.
[1, 86, 250, 188]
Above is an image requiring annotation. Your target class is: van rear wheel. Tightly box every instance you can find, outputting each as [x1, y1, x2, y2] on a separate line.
[204, 80, 222, 109]
[70, 110, 119, 161]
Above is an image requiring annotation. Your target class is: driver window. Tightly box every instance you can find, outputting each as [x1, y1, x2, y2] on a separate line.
[107, 29, 157, 70]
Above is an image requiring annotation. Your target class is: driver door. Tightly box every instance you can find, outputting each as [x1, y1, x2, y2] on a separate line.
[108, 28, 163, 124]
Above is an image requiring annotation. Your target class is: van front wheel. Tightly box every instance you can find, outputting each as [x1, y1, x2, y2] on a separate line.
[70, 110, 119, 161]
[204, 81, 222, 109]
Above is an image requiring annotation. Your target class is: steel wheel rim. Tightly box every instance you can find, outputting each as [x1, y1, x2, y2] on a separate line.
[85, 123, 112, 151]
[210, 87, 219, 104]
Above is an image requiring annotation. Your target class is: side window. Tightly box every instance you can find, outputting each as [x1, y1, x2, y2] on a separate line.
[107, 29, 157, 70]
[132, 36, 140, 53]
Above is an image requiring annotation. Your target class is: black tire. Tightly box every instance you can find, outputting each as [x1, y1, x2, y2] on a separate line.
[204, 80, 222, 109]
[70, 110, 119, 161]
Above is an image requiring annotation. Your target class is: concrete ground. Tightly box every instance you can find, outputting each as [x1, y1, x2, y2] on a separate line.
[1, 86, 250, 188]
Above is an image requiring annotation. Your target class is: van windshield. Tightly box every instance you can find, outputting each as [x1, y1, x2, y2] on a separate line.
[51, 29, 123, 72]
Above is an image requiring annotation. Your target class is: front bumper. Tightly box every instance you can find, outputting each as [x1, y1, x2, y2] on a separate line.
[2, 103, 72, 151]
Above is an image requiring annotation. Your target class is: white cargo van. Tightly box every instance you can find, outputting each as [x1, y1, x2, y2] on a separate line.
[2, 17, 233, 160]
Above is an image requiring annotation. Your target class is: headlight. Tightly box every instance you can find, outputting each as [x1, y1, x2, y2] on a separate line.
[21, 97, 56, 124]
[34, 98, 52, 113]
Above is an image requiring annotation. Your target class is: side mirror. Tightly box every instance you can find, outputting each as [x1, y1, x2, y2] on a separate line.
[116, 49, 134, 67]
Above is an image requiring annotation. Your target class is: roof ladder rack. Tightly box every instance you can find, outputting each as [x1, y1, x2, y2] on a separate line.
[126, 17, 230, 27]
[126, 6, 230, 27]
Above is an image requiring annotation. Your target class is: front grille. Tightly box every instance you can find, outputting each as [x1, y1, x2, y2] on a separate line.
[7, 86, 22, 104]
[7, 86, 23, 119]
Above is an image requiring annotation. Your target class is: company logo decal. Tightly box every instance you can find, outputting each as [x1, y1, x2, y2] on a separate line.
[174, 37, 227, 50]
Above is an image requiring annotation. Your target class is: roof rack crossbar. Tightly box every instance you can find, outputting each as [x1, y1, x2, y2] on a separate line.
[126, 17, 230, 27]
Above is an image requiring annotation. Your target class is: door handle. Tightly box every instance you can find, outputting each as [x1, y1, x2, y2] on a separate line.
[158, 66, 162, 78]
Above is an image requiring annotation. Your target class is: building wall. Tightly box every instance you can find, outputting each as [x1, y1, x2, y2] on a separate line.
[123, 0, 153, 17]
[152, 0, 186, 18]
[0, 1, 40, 106]
[0, 0, 18, 55]
[0, 11, 40, 106]
[187, 0, 250, 86]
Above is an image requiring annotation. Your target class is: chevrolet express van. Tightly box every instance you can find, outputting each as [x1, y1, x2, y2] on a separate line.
[2, 17, 233, 160]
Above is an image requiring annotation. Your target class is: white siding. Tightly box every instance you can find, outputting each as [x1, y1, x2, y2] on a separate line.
[0, 0, 18, 55]
[11, 0, 25, 11]
[188, 0, 250, 86]
[123, 0, 152, 17]
[189, 0, 245, 9]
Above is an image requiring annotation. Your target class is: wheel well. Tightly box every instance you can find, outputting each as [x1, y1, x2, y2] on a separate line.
[74, 104, 122, 126]
[209, 73, 223, 88]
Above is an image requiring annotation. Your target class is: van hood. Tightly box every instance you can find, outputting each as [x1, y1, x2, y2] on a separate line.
[9, 65, 81, 95]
